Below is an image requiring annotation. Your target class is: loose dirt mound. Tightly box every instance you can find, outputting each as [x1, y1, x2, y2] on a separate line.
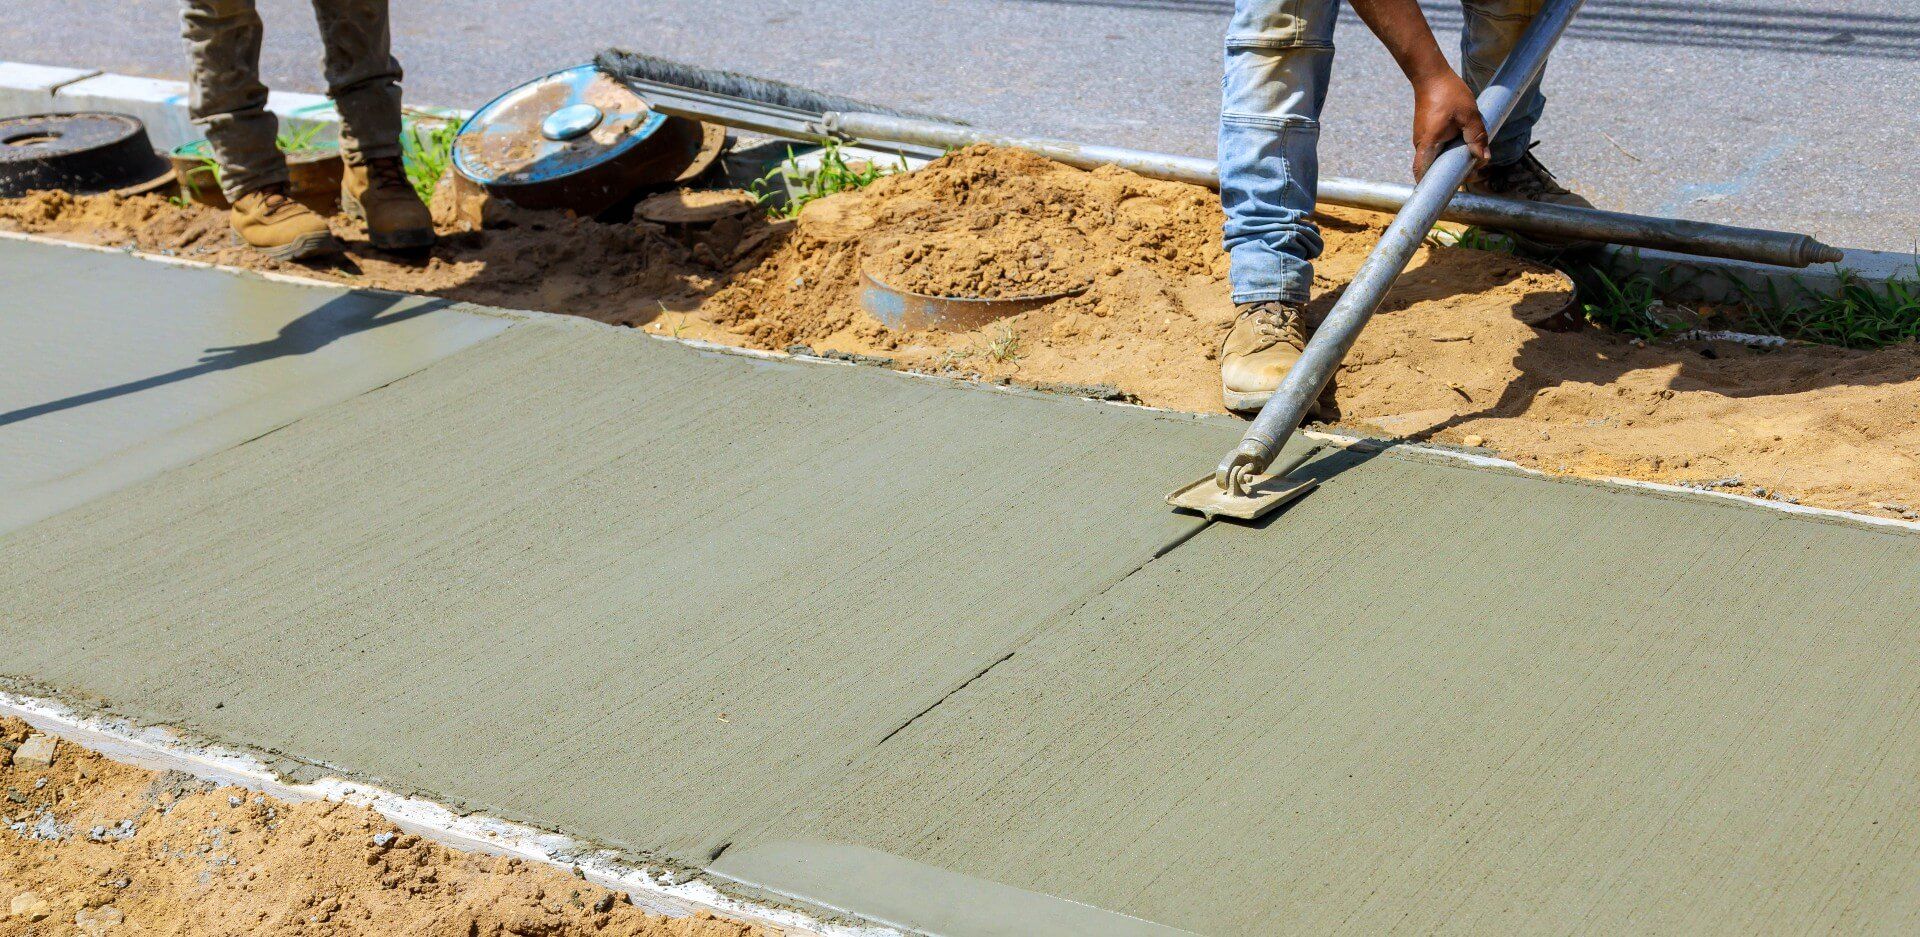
[0, 719, 761, 936]
[0, 188, 729, 328]
[873, 222, 1088, 298]
[4, 147, 1918, 515]
[689, 146, 1577, 418]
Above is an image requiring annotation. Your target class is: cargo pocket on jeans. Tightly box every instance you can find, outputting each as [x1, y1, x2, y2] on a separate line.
[1225, 0, 1335, 51]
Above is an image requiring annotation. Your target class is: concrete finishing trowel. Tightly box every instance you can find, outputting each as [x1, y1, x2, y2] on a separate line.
[1169, 0, 1586, 523]
[1166, 445, 1323, 521]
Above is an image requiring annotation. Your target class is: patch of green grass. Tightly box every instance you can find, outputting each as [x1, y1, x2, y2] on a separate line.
[1443, 224, 1520, 253]
[983, 323, 1023, 363]
[931, 345, 975, 370]
[181, 125, 339, 192]
[1434, 230, 1920, 350]
[400, 117, 461, 204]
[275, 121, 333, 156]
[1569, 263, 1681, 342]
[190, 153, 222, 190]
[1434, 229, 1685, 341]
[1731, 265, 1920, 349]
[177, 163, 216, 200]
[751, 139, 907, 220]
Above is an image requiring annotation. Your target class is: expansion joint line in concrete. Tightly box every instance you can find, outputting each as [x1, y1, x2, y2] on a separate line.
[877, 650, 1019, 749]
[872, 517, 1214, 751]
[1052, 515, 1215, 624]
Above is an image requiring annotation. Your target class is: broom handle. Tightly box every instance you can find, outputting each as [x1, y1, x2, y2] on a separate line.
[1216, 0, 1588, 495]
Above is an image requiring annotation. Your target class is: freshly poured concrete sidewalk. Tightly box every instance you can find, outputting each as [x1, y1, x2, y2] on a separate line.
[4, 237, 1920, 935]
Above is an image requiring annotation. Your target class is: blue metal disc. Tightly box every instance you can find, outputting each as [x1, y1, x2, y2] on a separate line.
[453, 64, 667, 187]
[541, 103, 604, 141]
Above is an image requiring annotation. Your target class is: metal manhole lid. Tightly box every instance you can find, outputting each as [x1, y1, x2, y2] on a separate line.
[453, 64, 668, 188]
[0, 112, 171, 197]
[0, 112, 141, 162]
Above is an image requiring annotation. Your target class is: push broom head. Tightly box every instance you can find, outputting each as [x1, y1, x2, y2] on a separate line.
[593, 49, 954, 124]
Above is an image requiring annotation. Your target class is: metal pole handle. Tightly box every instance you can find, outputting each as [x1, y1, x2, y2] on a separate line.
[1217, 0, 1589, 493]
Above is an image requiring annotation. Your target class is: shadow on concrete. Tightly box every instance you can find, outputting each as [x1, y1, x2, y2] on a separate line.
[1014, 0, 1920, 61]
[0, 291, 448, 428]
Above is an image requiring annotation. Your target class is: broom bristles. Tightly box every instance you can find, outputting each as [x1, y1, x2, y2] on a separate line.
[594, 49, 954, 124]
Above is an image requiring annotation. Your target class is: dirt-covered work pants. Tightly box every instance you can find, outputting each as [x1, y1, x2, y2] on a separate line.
[180, 0, 405, 200]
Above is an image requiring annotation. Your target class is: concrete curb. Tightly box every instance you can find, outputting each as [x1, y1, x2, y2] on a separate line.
[0, 60, 464, 154]
[0, 61, 341, 152]
[4, 59, 1912, 301]
[0, 688, 891, 937]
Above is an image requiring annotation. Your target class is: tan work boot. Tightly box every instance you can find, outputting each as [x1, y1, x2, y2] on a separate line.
[341, 156, 435, 251]
[1464, 146, 1594, 249]
[1220, 300, 1335, 417]
[229, 185, 340, 261]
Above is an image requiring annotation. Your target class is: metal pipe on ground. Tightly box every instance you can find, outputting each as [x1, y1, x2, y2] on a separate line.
[820, 112, 1842, 269]
[592, 51, 1836, 267]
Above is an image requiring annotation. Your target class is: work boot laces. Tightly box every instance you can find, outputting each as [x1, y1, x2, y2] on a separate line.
[365, 157, 411, 193]
[252, 185, 302, 219]
[1479, 144, 1570, 200]
[1242, 301, 1307, 347]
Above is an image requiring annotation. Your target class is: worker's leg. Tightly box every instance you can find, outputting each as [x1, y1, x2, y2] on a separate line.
[180, 0, 287, 200]
[309, 0, 404, 165]
[1218, 0, 1338, 304]
[312, 0, 434, 249]
[1216, 0, 1341, 414]
[1457, 0, 1546, 166]
[1457, 0, 1592, 217]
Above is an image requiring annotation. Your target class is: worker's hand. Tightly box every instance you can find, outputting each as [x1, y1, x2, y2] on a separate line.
[1411, 72, 1491, 181]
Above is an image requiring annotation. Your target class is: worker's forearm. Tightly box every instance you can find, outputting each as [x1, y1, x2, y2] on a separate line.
[1346, 0, 1454, 84]
[1349, 0, 1492, 176]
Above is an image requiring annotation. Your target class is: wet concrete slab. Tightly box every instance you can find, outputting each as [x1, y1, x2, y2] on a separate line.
[5, 242, 1920, 935]
[743, 449, 1920, 934]
[0, 313, 1222, 872]
[0, 237, 512, 532]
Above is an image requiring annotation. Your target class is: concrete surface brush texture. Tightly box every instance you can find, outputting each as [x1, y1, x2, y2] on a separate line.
[9, 153, 1918, 517]
[2, 238, 1920, 935]
[0, 238, 510, 533]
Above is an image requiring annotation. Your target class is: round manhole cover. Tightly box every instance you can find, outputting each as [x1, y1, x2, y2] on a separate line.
[452, 64, 719, 215]
[0, 112, 172, 197]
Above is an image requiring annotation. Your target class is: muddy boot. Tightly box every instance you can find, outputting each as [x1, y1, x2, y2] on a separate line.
[342, 156, 435, 251]
[1464, 146, 1595, 250]
[1219, 300, 1337, 418]
[229, 185, 340, 262]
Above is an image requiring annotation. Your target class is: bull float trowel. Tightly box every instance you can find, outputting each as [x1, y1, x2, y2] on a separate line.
[1168, 0, 1586, 521]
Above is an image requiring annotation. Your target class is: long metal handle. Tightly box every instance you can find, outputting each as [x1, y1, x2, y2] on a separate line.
[1217, 0, 1589, 493]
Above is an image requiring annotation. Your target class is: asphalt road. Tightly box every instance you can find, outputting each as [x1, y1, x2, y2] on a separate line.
[6, 0, 1917, 250]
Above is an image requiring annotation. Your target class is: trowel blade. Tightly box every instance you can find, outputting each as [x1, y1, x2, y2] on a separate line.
[1165, 471, 1317, 522]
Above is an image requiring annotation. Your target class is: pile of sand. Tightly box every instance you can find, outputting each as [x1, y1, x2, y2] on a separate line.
[0, 719, 760, 936]
[4, 146, 1917, 515]
[690, 145, 1577, 414]
[695, 145, 1249, 407]
[873, 223, 1087, 298]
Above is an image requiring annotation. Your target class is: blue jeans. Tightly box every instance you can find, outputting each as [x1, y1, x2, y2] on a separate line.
[1219, 0, 1548, 303]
